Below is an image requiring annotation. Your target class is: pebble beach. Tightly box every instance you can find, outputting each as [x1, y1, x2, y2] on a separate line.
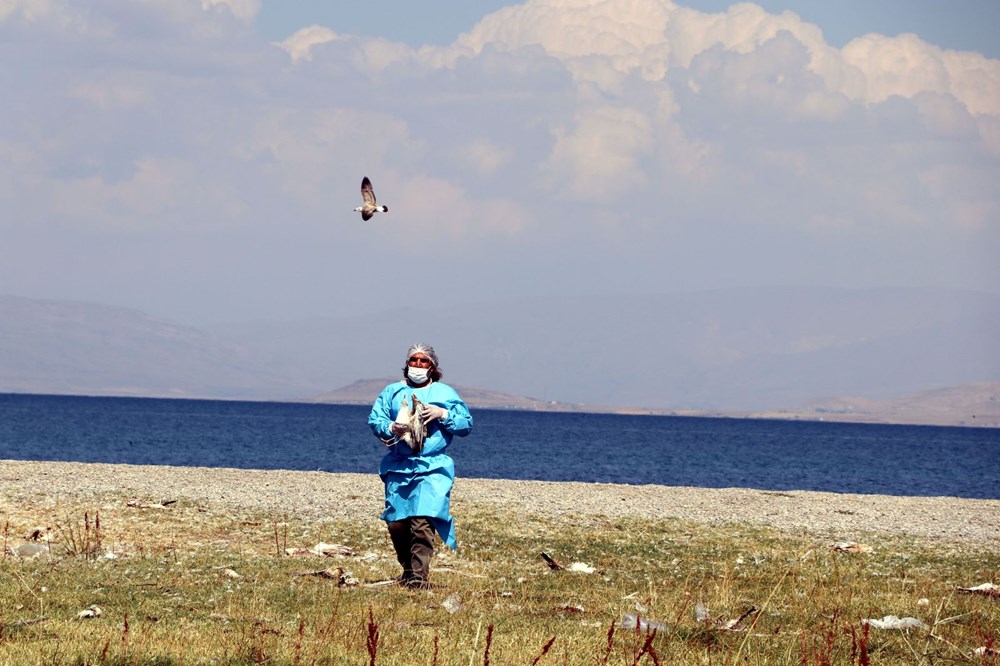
[1, 460, 998, 551]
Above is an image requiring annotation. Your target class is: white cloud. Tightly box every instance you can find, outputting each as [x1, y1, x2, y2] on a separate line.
[2, 0, 997, 324]
[352, 38, 415, 73]
[842, 33, 1000, 117]
[410, 0, 991, 243]
[277, 26, 416, 72]
[0, 0, 70, 24]
[668, 3, 825, 64]
[918, 162, 999, 230]
[912, 92, 977, 138]
[545, 106, 653, 201]
[978, 115, 1000, 156]
[202, 0, 260, 22]
[391, 175, 531, 240]
[942, 50, 1000, 118]
[458, 0, 672, 60]
[454, 1, 1000, 128]
[68, 79, 150, 110]
[47, 157, 200, 231]
[277, 25, 340, 62]
[455, 139, 515, 175]
[240, 106, 419, 214]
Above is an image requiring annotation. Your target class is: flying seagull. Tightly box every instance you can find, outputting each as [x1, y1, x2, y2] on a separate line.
[354, 176, 388, 221]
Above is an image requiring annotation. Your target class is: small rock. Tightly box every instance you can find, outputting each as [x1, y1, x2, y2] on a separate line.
[621, 613, 667, 632]
[78, 605, 103, 620]
[441, 593, 462, 614]
[862, 615, 926, 630]
[12, 543, 50, 559]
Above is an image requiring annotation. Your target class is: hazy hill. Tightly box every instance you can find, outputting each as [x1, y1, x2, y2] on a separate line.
[209, 286, 1000, 411]
[2, 287, 999, 424]
[0, 294, 314, 399]
[314, 378, 1000, 427]
[313, 378, 587, 411]
[770, 381, 1000, 427]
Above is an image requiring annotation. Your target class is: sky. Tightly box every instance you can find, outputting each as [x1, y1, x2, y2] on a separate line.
[1, 0, 998, 326]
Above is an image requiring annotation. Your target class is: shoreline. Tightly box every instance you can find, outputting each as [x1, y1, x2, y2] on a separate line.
[1, 460, 998, 551]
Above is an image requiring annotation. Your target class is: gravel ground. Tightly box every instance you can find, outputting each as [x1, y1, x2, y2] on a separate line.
[1, 460, 998, 551]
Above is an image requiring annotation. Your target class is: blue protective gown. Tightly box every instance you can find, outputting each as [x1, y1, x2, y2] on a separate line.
[367, 381, 473, 549]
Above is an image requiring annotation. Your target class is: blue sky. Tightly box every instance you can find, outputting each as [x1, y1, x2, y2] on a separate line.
[1, 0, 998, 325]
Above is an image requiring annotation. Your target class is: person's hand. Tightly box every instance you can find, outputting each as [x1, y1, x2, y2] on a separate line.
[420, 404, 448, 424]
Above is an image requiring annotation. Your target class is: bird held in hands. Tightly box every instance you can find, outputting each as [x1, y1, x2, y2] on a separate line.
[393, 395, 427, 453]
[355, 176, 388, 220]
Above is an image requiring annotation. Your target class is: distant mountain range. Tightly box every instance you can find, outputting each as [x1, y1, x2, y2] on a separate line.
[2, 287, 998, 426]
[0, 295, 301, 400]
[313, 377, 589, 411]
[752, 381, 1000, 427]
[314, 377, 1000, 427]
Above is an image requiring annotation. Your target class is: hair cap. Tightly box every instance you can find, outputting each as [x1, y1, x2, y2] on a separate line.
[405, 343, 438, 367]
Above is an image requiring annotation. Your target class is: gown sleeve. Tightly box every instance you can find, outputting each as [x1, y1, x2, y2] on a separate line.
[368, 383, 400, 441]
[435, 388, 473, 436]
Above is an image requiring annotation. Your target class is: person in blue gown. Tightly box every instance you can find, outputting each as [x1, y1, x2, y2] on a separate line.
[368, 343, 473, 588]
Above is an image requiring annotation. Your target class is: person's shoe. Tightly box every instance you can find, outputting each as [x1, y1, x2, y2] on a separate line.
[404, 577, 431, 590]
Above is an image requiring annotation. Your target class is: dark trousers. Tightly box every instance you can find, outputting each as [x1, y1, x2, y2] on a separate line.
[387, 517, 435, 585]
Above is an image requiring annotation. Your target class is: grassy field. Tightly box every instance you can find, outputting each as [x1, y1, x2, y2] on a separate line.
[1, 492, 997, 665]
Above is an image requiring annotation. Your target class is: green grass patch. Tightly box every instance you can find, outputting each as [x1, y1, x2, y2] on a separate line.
[1, 493, 997, 664]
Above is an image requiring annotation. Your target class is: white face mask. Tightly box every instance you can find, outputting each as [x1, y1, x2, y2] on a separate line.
[407, 367, 430, 384]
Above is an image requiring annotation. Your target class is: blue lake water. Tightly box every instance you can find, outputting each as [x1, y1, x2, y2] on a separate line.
[0, 393, 997, 499]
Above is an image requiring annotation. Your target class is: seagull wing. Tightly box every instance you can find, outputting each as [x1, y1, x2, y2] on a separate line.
[361, 177, 377, 206]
